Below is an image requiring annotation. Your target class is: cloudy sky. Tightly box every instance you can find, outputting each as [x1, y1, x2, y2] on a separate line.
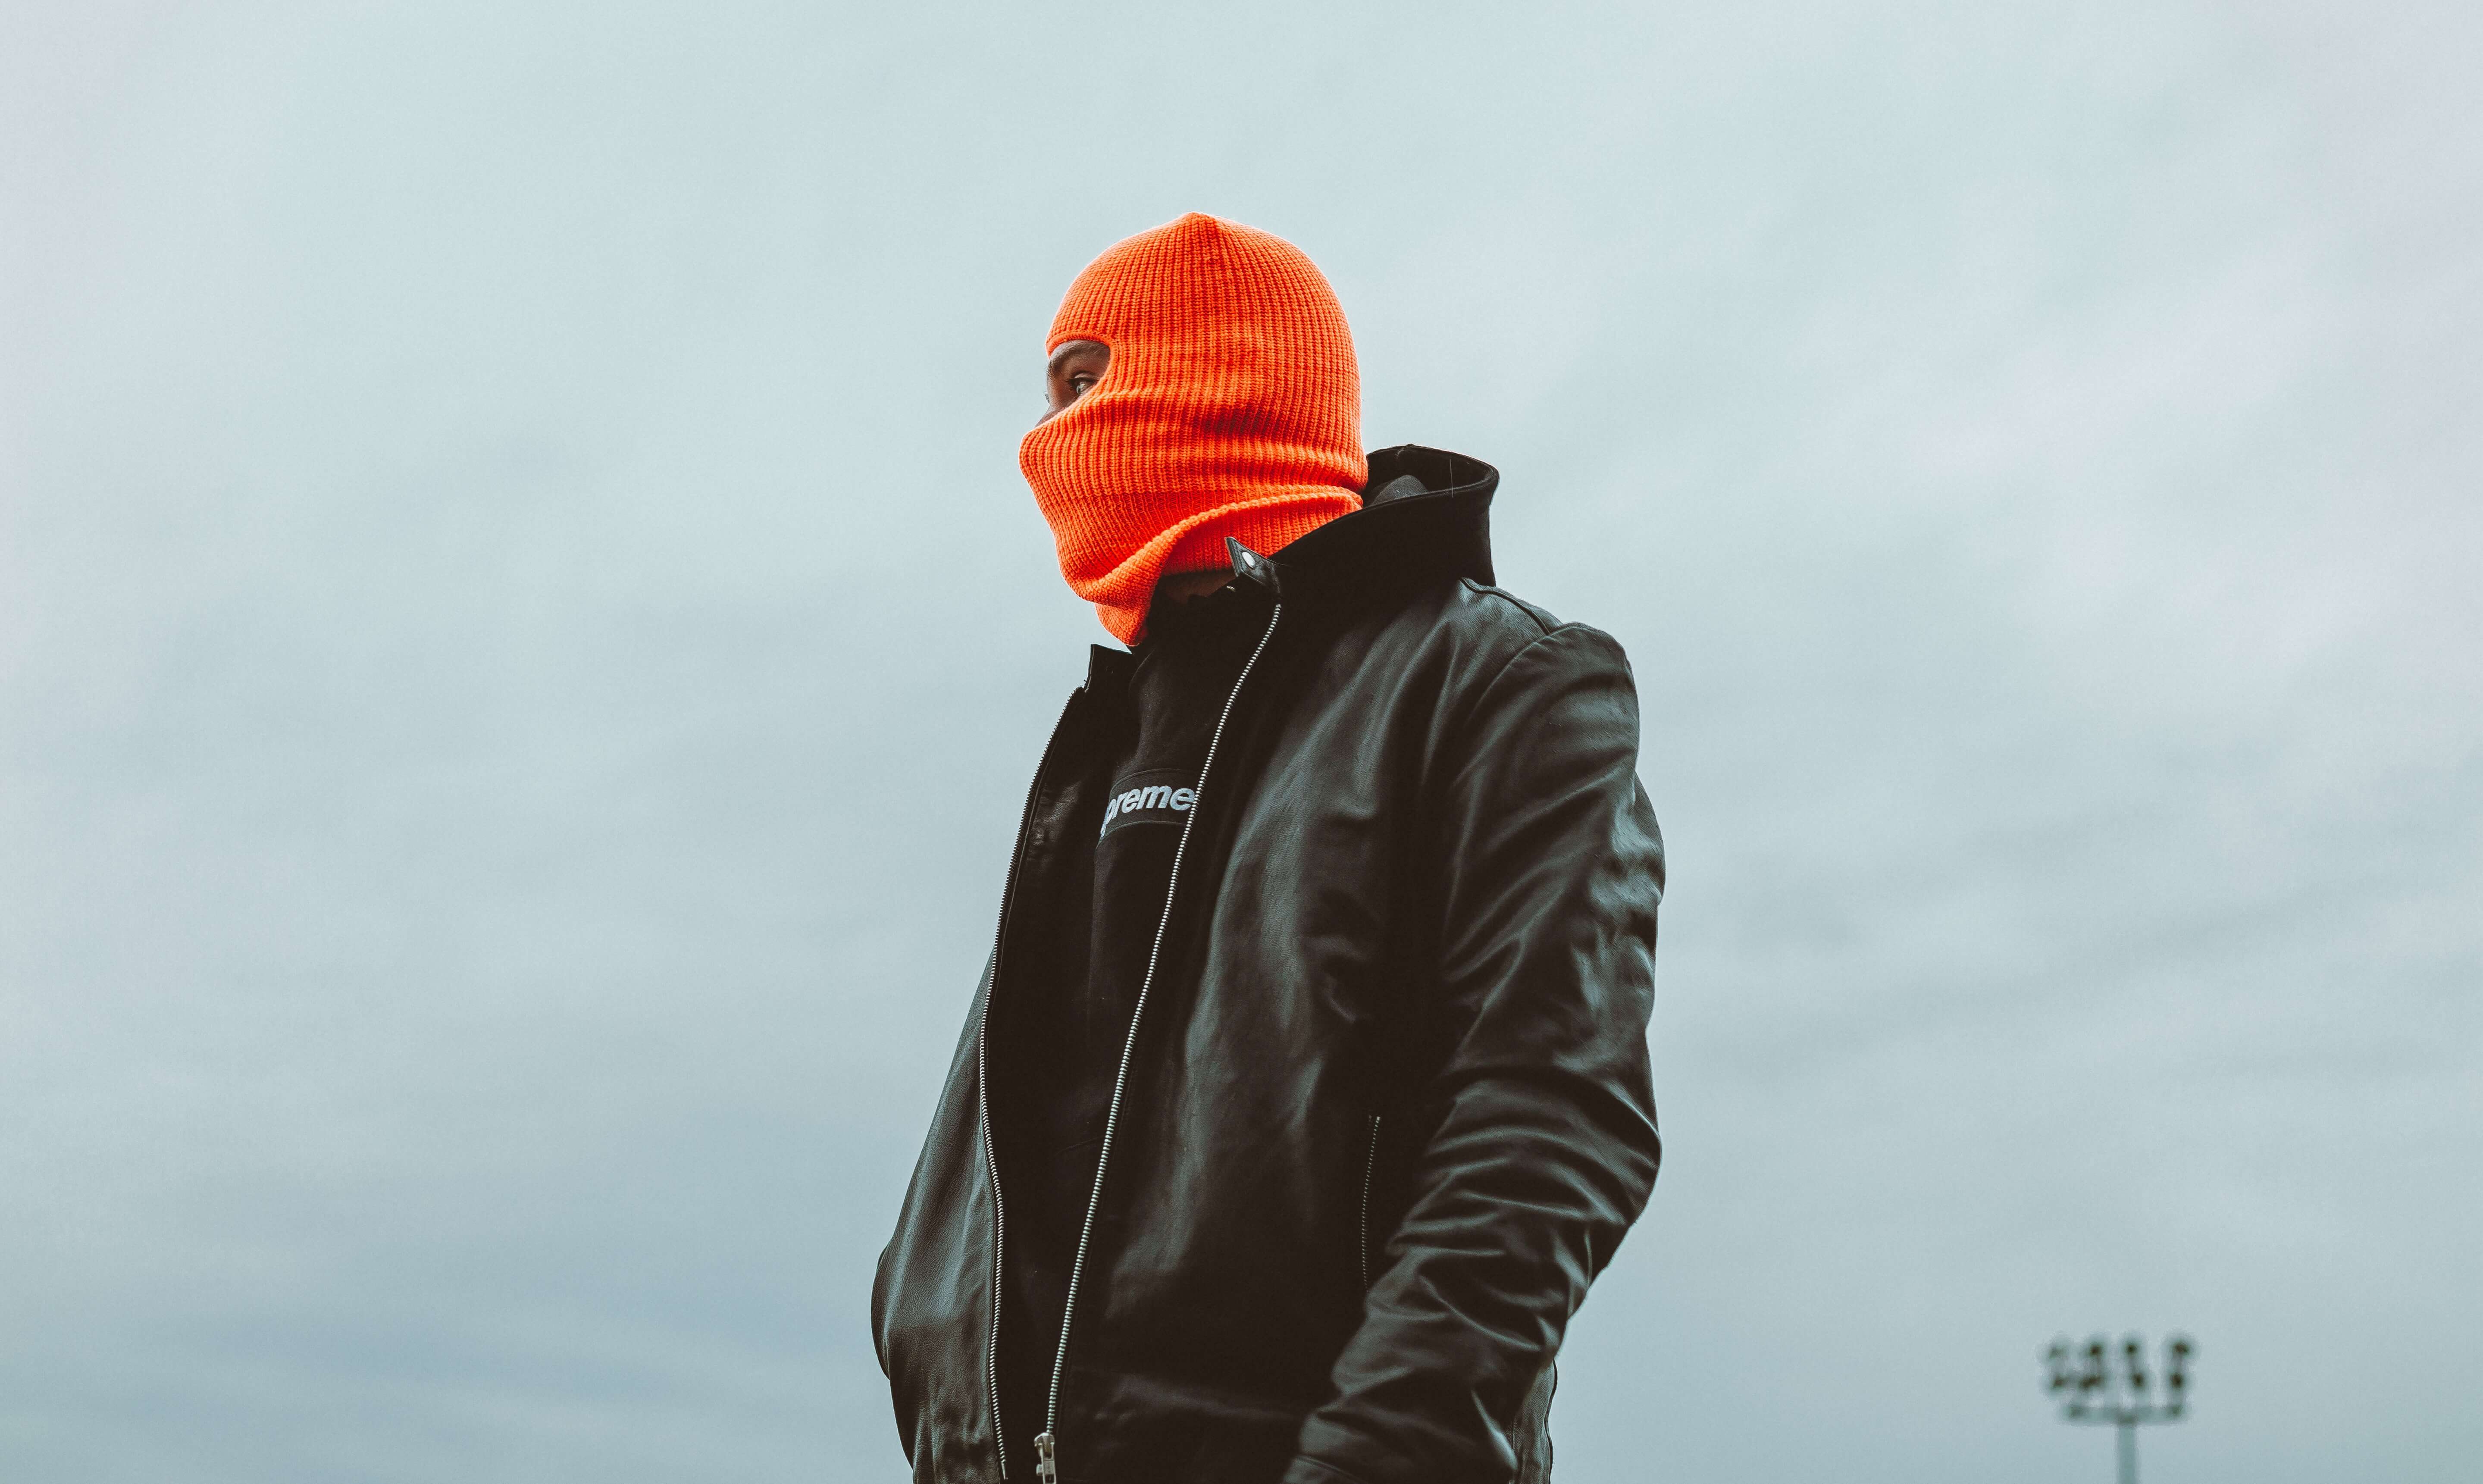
[4, 3, 2477, 1480]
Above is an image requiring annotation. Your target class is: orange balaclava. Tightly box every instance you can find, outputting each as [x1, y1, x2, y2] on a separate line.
[1020, 213, 1366, 644]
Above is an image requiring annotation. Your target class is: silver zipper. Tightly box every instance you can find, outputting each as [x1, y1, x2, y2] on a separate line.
[1037, 603, 1284, 1484]
[1358, 1114, 1382, 1290]
[979, 689, 1082, 1482]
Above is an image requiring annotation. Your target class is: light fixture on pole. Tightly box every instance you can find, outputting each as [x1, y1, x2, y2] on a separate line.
[2042, 1332, 2194, 1484]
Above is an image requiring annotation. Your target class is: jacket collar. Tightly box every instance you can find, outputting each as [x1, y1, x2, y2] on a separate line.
[1080, 447, 1497, 682]
[1225, 445, 1498, 614]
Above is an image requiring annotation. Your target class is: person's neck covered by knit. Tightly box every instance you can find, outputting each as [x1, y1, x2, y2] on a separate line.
[1020, 213, 1367, 644]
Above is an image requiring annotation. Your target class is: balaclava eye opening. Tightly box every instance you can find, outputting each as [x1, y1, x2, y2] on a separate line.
[1019, 213, 1367, 644]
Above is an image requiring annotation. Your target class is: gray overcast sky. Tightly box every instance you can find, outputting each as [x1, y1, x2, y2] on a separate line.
[3, 3, 2477, 1481]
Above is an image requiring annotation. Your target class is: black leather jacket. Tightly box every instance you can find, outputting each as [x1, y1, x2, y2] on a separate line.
[874, 447, 1664, 1484]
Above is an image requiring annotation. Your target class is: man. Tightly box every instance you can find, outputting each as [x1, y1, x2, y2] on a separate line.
[873, 213, 1664, 1484]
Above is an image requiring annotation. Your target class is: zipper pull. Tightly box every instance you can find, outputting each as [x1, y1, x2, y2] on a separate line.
[1034, 1431, 1058, 1484]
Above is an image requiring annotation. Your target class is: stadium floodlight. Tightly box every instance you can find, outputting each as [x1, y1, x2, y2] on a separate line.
[2042, 1332, 2194, 1484]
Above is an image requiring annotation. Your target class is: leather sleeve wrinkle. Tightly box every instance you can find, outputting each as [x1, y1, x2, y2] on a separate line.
[1290, 622, 1663, 1484]
[1426, 600, 1563, 762]
[1283, 1456, 1381, 1484]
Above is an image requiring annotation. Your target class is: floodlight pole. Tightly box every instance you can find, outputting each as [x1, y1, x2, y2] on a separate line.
[2041, 1333, 2194, 1484]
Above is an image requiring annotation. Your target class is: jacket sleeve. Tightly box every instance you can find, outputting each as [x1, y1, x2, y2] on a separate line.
[1284, 621, 1665, 1484]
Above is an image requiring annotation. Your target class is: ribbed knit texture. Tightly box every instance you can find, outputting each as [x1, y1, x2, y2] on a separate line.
[1020, 213, 1366, 643]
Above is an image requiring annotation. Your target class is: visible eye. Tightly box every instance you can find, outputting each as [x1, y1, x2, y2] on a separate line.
[1069, 374, 1099, 396]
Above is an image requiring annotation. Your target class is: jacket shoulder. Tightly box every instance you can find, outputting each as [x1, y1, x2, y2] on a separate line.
[1455, 577, 1562, 638]
[1431, 577, 1633, 680]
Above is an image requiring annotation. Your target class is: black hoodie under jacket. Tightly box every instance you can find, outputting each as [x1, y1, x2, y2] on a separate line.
[873, 446, 1665, 1484]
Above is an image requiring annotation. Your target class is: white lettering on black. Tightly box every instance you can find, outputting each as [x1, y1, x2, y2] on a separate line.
[1099, 774, 1197, 837]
